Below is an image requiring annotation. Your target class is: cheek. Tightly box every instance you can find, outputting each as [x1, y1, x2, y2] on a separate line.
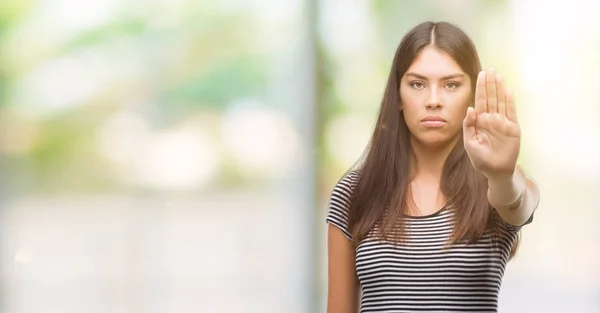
[400, 100, 421, 128]
[444, 90, 471, 118]
[400, 94, 424, 134]
[399, 89, 424, 115]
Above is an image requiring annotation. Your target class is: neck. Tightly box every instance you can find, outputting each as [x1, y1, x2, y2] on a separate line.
[410, 135, 460, 180]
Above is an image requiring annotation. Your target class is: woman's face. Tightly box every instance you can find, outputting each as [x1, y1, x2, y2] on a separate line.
[399, 46, 473, 148]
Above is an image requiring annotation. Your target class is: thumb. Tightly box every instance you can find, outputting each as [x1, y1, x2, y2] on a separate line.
[463, 107, 477, 139]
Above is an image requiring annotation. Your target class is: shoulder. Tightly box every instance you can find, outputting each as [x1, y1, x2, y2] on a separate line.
[326, 170, 361, 240]
[332, 170, 360, 198]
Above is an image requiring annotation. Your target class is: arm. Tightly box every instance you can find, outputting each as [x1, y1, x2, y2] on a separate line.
[464, 67, 539, 227]
[327, 225, 360, 313]
[487, 165, 540, 226]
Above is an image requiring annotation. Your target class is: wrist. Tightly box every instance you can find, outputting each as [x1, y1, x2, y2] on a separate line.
[484, 166, 518, 185]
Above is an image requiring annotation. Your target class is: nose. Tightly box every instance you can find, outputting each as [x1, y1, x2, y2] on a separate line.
[426, 89, 442, 109]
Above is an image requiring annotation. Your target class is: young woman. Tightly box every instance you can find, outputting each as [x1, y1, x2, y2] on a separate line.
[325, 21, 540, 313]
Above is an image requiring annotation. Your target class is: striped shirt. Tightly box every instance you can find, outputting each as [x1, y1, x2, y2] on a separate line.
[326, 171, 534, 313]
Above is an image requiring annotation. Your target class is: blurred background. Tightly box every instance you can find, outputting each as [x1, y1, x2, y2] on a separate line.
[0, 0, 599, 312]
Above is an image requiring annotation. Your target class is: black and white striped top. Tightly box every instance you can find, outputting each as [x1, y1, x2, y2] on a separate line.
[326, 171, 533, 313]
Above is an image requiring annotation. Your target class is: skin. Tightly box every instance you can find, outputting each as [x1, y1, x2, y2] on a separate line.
[326, 225, 360, 313]
[326, 45, 540, 313]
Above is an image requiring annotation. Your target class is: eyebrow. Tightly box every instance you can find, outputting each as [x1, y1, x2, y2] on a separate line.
[405, 72, 465, 80]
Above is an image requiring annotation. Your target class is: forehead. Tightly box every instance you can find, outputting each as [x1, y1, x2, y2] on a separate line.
[405, 46, 464, 78]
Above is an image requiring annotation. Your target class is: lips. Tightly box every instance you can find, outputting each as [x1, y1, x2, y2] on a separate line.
[421, 116, 446, 122]
[420, 116, 447, 127]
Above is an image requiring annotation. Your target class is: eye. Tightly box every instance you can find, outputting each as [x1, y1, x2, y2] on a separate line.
[445, 82, 460, 90]
[409, 81, 425, 90]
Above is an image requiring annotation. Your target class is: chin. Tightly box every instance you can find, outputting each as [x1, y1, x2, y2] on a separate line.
[413, 134, 458, 149]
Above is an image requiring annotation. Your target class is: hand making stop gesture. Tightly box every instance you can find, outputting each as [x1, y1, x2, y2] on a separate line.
[463, 68, 521, 180]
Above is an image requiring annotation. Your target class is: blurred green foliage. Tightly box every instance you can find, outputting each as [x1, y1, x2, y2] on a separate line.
[1, 0, 519, 194]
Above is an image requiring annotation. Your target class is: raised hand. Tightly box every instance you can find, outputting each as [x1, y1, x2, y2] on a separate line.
[463, 67, 521, 180]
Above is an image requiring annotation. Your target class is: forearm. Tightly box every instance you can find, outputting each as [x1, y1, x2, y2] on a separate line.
[487, 166, 540, 226]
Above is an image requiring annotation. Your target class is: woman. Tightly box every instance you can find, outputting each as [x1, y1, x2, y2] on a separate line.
[325, 21, 540, 313]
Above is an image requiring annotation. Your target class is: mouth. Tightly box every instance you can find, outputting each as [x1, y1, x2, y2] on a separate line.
[421, 116, 446, 127]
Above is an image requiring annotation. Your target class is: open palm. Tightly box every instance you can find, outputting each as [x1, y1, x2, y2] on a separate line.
[463, 68, 521, 179]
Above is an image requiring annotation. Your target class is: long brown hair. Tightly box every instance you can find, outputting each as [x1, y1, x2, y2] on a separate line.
[346, 21, 518, 257]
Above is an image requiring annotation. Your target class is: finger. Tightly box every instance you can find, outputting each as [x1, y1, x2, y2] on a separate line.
[506, 88, 518, 123]
[474, 71, 487, 114]
[496, 73, 506, 117]
[486, 67, 497, 113]
[463, 106, 477, 139]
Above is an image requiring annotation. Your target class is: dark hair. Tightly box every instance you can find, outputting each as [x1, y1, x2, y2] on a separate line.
[346, 21, 519, 258]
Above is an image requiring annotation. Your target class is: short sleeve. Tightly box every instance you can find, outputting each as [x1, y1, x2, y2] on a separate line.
[325, 171, 359, 240]
[498, 210, 534, 233]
